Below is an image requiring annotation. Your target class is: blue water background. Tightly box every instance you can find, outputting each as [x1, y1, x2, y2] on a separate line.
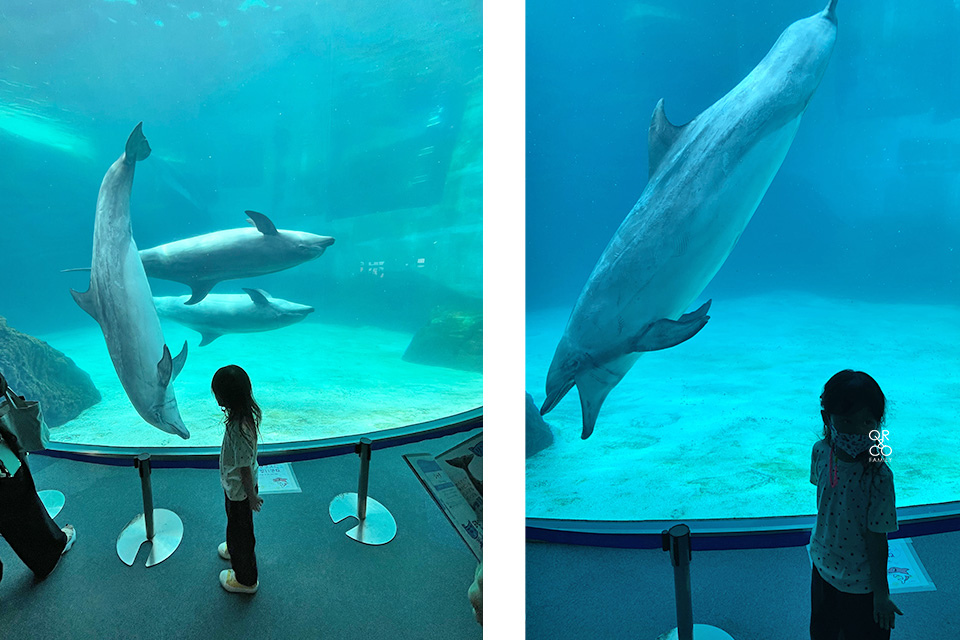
[527, 0, 960, 313]
[1, 0, 482, 337]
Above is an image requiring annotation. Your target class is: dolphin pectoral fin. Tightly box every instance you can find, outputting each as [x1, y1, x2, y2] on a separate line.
[574, 371, 616, 440]
[245, 210, 279, 236]
[124, 122, 152, 165]
[633, 299, 712, 353]
[70, 288, 99, 321]
[648, 98, 688, 179]
[242, 288, 271, 306]
[199, 332, 222, 347]
[157, 344, 173, 387]
[185, 282, 215, 305]
[171, 341, 188, 381]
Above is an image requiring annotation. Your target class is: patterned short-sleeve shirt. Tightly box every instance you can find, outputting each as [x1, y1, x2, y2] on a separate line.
[220, 420, 259, 501]
[809, 438, 898, 593]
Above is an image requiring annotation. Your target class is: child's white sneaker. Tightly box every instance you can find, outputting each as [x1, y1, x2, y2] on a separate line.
[218, 542, 230, 560]
[219, 569, 258, 594]
[61, 525, 76, 555]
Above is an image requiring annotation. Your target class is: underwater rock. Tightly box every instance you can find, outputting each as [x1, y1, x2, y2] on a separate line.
[402, 308, 482, 372]
[525, 393, 555, 458]
[0, 316, 100, 427]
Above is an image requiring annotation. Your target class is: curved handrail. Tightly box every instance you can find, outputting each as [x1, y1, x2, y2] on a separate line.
[35, 406, 482, 468]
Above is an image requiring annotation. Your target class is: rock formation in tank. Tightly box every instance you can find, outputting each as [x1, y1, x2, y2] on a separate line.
[526, 393, 555, 459]
[402, 308, 482, 372]
[0, 316, 101, 427]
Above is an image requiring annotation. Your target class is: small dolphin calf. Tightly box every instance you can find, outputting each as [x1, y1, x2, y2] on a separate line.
[71, 123, 190, 439]
[155, 289, 315, 346]
[542, 1, 839, 439]
[139, 211, 335, 304]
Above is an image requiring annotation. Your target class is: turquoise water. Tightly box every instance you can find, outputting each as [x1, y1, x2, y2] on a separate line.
[526, 0, 960, 520]
[0, 0, 482, 446]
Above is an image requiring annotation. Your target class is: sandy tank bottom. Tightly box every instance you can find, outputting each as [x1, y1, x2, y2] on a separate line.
[40, 320, 482, 447]
[526, 290, 960, 521]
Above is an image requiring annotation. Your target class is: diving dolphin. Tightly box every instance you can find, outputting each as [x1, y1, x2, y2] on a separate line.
[542, 1, 839, 439]
[139, 211, 335, 304]
[70, 123, 190, 439]
[445, 454, 483, 496]
[155, 288, 315, 346]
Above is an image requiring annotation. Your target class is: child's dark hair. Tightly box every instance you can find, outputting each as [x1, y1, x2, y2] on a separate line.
[820, 369, 886, 427]
[820, 369, 888, 486]
[212, 365, 261, 440]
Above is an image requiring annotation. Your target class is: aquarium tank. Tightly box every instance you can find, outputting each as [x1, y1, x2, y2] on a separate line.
[0, 0, 482, 448]
[526, 0, 960, 521]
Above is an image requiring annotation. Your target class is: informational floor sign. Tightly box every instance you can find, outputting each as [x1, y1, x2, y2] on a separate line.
[258, 462, 301, 494]
[404, 432, 482, 561]
[808, 538, 936, 593]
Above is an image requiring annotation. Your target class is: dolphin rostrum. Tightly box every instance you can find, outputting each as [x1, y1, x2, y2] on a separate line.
[139, 211, 335, 304]
[542, 1, 839, 439]
[155, 288, 315, 346]
[70, 123, 190, 439]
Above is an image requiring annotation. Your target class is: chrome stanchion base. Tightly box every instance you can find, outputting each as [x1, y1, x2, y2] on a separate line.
[38, 490, 65, 519]
[117, 509, 183, 567]
[329, 492, 397, 546]
[656, 625, 736, 640]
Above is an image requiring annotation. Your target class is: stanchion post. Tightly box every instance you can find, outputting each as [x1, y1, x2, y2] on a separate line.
[356, 438, 372, 521]
[662, 524, 694, 640]
[135, 453, 154, 540]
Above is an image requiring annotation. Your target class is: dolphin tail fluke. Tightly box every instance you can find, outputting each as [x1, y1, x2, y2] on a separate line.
[574, 371, 616, 440]
[70, 288, 99, 321]
[199, 332, 222, 347]
[124, 122, 152, 165]
[632, 299, 712, 353]
[446, 454, 475, 471]
[171, 341, 188, 381]
[822, 0, 838, 21]
[185, 281, 215, 305]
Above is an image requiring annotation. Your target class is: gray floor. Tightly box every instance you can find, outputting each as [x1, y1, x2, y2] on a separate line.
[0, 429, 482, 640]
[527, 530, 960, 639]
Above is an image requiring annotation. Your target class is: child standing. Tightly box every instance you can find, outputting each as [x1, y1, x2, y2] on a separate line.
[212, 365, 263, 594]
[809, 370, 902, 639]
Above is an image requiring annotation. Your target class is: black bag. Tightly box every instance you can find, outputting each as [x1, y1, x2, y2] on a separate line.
[0, 387, 50, 452]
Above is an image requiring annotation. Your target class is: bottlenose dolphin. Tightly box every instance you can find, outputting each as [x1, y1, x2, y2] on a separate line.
[155, 288, 315, 346]
[139, 211, 335, 304]
[542, 1, 839, 439]
[70, 123, 190, 439]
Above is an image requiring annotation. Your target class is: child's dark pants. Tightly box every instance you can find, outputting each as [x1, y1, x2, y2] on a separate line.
[0, 463, 67, 582]
[225, 489, 258, 586]
[811, 564, 891, 640]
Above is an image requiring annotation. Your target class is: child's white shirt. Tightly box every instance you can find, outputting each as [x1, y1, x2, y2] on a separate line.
[810, 438, 898, 593]
[220, 420, 259, 501]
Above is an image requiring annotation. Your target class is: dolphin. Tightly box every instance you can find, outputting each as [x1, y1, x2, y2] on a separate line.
[541, 1, 839, 439]
[155, 288, 315, 346]
[139, 211, 335, 304]
[445, 454, 483, 496]
[70, 123, 190, 439]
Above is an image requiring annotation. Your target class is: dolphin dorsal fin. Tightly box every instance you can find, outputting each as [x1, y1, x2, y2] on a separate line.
[648, 99, 685, 179]
[242, 288, 271, 306]
[245, 210, 279, 236]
